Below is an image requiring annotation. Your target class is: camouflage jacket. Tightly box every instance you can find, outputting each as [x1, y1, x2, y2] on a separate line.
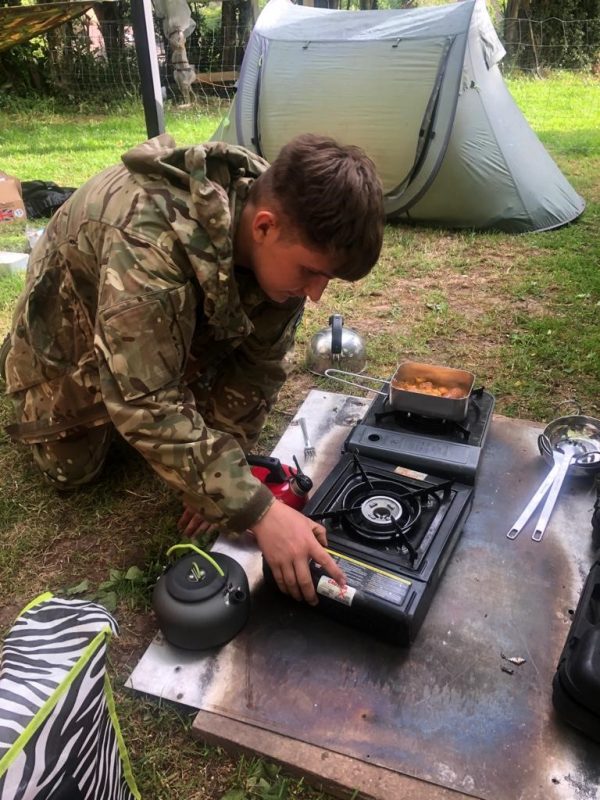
[5, 135, 305, 532]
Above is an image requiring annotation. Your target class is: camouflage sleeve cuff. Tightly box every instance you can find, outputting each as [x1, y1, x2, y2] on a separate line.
[226, 483, 275, 533]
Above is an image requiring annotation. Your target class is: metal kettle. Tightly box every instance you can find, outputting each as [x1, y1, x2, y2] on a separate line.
[306, 314, 366, 375]
[153, 544, 250, 650]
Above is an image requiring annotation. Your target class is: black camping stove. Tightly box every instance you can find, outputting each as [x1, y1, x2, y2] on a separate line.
[307, 453, 473, 645]
[344, 387, 495, 484]
[263, 387, 495, 645]
[264, 451, 473, 646]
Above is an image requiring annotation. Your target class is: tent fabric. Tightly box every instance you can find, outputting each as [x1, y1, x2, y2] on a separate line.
[214, 0, 584, 232]
[0, 2, 98, 53]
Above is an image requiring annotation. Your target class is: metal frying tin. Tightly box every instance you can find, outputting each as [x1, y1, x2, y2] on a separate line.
[391, 361, 475, 420]
[324, 360, 475, 421]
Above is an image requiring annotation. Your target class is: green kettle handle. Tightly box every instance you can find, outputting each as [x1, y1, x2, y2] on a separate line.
[166, 543, 225, 577]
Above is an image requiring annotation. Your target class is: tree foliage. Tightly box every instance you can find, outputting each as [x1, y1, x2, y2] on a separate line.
[502, 0, 600, 70]
[1, 0, 599, 105]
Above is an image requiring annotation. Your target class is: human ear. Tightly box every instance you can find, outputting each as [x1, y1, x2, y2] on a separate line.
[252, 209, 278, 242]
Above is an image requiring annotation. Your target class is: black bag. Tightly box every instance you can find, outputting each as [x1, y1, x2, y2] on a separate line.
[21, 180, 77, 219]
[552, 559, 600, 743]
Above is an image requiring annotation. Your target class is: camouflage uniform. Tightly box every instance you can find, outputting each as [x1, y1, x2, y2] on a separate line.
[4, 135, 305, 532]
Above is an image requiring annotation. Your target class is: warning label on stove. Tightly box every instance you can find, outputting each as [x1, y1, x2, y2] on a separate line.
[326, 551, 412, 606]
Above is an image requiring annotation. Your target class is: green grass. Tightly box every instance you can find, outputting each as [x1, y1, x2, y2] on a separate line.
[506, 71, 600, 156]
[0, 104, 223, 185]
[1, 74, 599, 799]
[0, 273, 24, 310]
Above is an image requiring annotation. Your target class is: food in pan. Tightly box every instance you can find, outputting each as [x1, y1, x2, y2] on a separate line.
[392, 376, 466, 399]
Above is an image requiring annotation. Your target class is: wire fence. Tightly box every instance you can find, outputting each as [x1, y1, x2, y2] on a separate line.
[44, 21, 246, 111]
[501, 16, 600, 74]
[1, 9, 598, 113]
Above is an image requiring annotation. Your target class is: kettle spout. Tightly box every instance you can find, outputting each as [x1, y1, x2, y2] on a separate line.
[229, 587, 248, 604]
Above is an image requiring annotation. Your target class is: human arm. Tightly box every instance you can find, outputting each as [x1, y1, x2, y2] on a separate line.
[94, 231, 274, 531]
[95, 231, 339, 600]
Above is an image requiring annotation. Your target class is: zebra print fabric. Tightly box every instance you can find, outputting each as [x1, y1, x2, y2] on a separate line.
[0, 595, 139, 799]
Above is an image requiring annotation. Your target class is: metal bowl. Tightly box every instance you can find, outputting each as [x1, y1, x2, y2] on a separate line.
[538, 414, 600, 477]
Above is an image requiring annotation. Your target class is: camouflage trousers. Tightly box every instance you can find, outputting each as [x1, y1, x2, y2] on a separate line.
[31, 425, 114, 491]
[4, 368, 219, 492]
[2, 334, 114, 491]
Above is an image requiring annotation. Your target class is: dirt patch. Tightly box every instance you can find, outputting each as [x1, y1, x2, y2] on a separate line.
[111, 609, 157, 675]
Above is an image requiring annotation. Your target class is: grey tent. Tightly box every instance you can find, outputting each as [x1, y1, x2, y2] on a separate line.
[213, 0, 584, 232]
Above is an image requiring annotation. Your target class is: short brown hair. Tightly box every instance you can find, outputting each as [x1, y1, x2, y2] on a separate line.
[250, 134, 384, 281]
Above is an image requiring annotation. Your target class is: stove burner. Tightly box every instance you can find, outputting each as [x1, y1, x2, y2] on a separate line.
[341, 480, 422, 544]
[345, 386, 495, 483]
[378, 412, 472, 441]
[310, 454, 457, 567]
[332, 479, 428, 565]
[361, 495, 403, 526]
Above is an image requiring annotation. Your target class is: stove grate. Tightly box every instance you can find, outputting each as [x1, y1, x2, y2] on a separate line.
[310, 454, 454, 561]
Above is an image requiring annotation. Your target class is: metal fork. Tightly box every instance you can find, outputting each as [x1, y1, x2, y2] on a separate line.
[298, 417, 316, 461]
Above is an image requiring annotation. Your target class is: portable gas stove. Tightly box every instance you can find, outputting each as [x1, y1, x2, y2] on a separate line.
[263, 387, 494, 644]
[278, 451, 473, 645]
[345, 387, 495, 484]
[264, 387, 495, 644]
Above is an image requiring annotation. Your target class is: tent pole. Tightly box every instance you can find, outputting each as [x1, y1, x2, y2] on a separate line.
[131, 0, 165, 138]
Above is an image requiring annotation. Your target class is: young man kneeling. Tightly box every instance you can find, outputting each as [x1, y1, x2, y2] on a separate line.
[2, 133, 385, 604]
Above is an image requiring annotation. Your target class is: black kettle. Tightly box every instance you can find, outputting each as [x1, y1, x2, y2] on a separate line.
[152, 544, 250, 650]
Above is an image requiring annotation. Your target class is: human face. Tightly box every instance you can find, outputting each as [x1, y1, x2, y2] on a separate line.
[247, 210, 337, 304]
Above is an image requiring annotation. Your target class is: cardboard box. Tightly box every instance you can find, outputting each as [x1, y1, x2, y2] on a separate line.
[0, 171, 27, 223]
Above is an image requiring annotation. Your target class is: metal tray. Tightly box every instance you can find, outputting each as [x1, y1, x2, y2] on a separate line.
[390, 361, 475, 421]
[324, 361, 475, 421]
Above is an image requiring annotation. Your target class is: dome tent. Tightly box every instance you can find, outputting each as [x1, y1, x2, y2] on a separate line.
[213, 0, 584, 233]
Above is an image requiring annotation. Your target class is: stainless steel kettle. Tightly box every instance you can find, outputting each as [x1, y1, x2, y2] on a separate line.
[305, 314, 366, 375]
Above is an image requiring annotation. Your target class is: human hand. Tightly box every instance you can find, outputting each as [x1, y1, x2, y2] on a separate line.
[250, 500, 346, 605]
[177, 504, 220, 538]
